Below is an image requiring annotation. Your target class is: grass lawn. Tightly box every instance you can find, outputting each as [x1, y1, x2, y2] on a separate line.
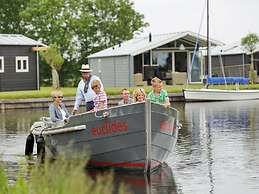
[1, 84, 259, 99]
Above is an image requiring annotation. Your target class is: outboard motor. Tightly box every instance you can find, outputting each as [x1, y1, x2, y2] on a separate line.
[25, 133, 34, 157]
[36, 135, 45, 161]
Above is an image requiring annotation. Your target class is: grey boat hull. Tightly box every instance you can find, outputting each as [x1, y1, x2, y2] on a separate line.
[32, 101, 180, 173]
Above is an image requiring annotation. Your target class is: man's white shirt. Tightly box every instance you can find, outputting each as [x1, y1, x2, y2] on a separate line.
[74, 75, 103, 110]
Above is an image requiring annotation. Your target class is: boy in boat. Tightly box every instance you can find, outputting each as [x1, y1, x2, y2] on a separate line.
[147, 77, 170, 108]
[91, 79, 108, 111]
[118, 88, 133, 105]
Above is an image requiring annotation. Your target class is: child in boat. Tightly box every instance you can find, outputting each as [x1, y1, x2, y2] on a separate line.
[118, 88, 133, 105]
[133, 88, 146, 102]
[147, 77, 170, 108]
[91, 79, 108, 111]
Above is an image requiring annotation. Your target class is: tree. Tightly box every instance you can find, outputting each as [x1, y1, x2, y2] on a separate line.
[20, 0, 148, 86]
[241, 33, 259, 71]
[241, 33, 259, 84]
[40, 44, 64, 89]
[77, 0, 148, 58]
[0, 0, 28, 34]
[20, 0, 83, 61]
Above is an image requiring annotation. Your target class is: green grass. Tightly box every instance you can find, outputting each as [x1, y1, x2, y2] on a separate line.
[1, 84, 259, 99]
[0, 158, 130, 194]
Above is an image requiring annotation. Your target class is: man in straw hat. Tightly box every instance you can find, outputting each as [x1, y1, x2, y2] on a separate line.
[72, 64, 103, 114]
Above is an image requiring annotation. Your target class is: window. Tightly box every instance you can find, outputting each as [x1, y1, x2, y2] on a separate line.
[152, 51, 172, 68]
[143, 51, 150, 66]
[0, 56, 4, 73]
[174, 52, 187, 72]
[16, 56, 29, 72]
[143, 51, 173, 80]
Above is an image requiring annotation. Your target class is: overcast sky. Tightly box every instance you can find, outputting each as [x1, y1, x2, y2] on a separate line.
[132, 0, 259, 44]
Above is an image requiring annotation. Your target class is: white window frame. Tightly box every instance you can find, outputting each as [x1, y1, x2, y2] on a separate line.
[16, 56, 29, 72]
[0, 56, 4, 73]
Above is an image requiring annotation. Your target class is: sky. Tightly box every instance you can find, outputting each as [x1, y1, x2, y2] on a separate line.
[132, 0, 259, 44]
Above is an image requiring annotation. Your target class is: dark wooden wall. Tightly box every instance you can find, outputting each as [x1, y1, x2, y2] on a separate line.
[0, 45, 37, 91]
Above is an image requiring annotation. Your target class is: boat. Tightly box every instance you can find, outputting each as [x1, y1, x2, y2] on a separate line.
[25, 100, 180, 174]
[184, 0, 259, 101]
[183, 88, 259, 101]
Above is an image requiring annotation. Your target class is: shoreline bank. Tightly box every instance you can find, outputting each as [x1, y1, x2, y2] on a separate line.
[0, 93, 184, 110]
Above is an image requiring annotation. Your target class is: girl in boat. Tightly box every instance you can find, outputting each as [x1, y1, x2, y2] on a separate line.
[91, 79, 108, 111]
[147, 77, 170, 108]
[133, 88, 146, 103]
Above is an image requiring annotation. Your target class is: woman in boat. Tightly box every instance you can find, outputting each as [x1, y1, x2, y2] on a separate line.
[49, 90, 70, 123]
[133, 88, 146, 103]
[91, 79, 108, 111]
[147, 77, 170, 108]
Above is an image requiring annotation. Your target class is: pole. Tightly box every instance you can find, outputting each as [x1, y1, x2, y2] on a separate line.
[144, 99, 151, 175]
[207, 0, 211, 77]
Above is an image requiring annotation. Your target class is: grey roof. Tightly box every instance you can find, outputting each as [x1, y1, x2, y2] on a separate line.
[210, 41, 259, 56]
[0, 34, 46, 46]
[88, 31, 224, 58]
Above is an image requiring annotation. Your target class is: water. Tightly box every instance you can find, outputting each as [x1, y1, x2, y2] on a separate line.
[1, 101, 259, 194]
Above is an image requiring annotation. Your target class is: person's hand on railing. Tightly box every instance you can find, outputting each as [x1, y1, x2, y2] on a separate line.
[64, 118, 69, 123]
[71, 109, 77, 115]
[102, 111, 109, 118]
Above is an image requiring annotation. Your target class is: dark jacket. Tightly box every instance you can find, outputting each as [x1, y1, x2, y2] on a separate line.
[49, 103, 70, 122]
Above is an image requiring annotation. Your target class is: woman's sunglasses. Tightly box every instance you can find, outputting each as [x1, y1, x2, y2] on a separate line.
[55, 96, 63, 99]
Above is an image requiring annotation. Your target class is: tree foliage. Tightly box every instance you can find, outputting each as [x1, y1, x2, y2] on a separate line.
[40, 44, 64, 89]
[2, 0, 147, 86]
[0, 0, 28, 34]
[241, 33, 259, 53]
[241, 33, 259, 72]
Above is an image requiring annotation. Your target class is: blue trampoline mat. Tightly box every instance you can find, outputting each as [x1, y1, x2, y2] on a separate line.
[207, 77, 249, 85]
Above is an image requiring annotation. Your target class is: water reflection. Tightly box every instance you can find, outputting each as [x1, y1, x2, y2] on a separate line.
[0, 108, 48, 133]
[169, 100, 259, 194]
[89, 165, 178, 194]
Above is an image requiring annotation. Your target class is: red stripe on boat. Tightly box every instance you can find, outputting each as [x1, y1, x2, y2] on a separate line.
[88, 160, 145, 167]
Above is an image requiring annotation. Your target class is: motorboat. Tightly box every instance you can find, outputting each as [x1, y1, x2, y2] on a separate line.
[25, 100, 180, 174]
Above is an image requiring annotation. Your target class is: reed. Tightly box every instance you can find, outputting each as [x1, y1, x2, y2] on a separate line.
[0, 158, 131, 194]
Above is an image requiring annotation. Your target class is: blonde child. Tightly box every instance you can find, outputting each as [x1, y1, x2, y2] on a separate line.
[133, 88, 146, 102]
[147, 77, 170, 108]
[91, 79, 108, 111]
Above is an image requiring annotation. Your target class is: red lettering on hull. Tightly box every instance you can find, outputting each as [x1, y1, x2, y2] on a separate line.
[160, 120, 176, 132]
[91, 121, 128, 137]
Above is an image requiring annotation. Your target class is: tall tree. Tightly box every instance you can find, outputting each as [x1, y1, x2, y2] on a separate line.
[241, 33, 259, 84]
[78, 0, 148, 58]
[20, 0, 85, 60]
[40, 44, 64, 89]
[20, 0, 93, 85]
[20, 0, 147, 86]
[0, 0, 28, 33]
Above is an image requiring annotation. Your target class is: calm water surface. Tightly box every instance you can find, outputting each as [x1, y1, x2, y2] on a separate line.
[0, 100, 259, 194]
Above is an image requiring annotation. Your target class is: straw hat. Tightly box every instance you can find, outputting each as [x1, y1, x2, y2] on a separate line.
[79, 64, 92, 72]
